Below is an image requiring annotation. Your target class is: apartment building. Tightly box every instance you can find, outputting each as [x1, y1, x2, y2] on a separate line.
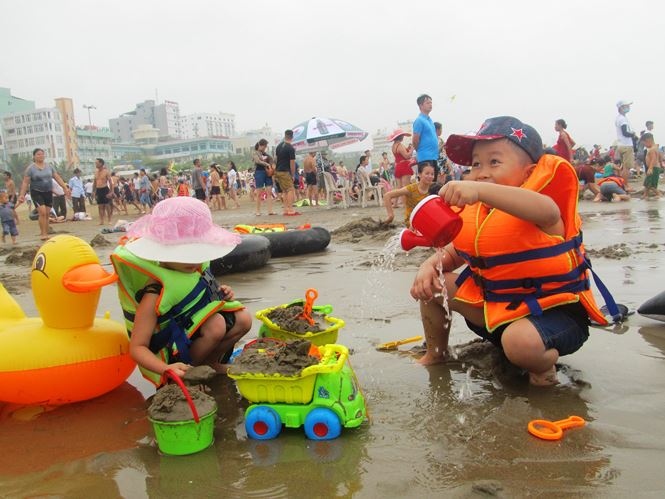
[1, 108, 67, 165]
[0, 87, 36, 160]
[77, 126, 113, 172]
[109, 99, 181, 142]
[180, 112, 236, 139]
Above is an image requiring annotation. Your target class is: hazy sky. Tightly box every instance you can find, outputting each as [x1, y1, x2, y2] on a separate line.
[2, 0, 664, 148]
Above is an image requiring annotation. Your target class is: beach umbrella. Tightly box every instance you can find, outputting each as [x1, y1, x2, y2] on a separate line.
[290, 117, 368, 152]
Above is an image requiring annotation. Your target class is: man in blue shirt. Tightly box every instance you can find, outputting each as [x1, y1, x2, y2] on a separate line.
[68, 168, 86, 213]
[412, 94, 439, 177]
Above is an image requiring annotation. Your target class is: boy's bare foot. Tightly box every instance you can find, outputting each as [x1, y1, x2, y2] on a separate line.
[417, 351, 448, 366]
[528, 366, 558, 386]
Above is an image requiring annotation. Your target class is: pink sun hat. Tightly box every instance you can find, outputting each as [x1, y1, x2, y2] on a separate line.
[387, 129, 412, 142]
[125, 197, 240, 264]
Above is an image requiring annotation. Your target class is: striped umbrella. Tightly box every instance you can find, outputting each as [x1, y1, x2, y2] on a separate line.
[290, 117, 368, 152]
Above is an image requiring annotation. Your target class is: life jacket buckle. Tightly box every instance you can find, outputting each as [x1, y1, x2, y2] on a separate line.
[521, 278, 540, 290]
[468, 256, 488, 269]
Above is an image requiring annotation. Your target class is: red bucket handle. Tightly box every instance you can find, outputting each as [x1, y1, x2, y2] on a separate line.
[163, 369, 200, 423]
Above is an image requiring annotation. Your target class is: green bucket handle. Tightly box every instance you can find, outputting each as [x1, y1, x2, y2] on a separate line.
[286, 299, 333, 315]
[163, 369, 200, 423]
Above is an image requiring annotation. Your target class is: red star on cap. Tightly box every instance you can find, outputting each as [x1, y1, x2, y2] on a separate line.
[510, 128, 526, 142]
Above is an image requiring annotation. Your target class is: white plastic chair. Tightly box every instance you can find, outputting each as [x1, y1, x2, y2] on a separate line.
[323, 172, 348, 209]
[357, 169, 383, 207]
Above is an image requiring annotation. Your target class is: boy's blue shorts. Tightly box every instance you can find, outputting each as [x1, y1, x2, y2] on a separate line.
[465, 302, 590, 356]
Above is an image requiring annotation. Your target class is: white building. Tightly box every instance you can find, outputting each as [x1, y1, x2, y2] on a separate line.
[155, 100, 181, 140]
[180, 112, 236, 139]
[1, 108, 67, 164]
[109, 99, 181, 143]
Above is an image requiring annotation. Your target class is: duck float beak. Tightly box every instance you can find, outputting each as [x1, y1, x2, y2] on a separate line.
[62, 263, 118, 293]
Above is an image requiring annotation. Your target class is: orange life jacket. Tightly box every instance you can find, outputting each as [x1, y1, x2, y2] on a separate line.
[597, 176, 627, 190]
[177, 183, 189, 197]
[452, 154, 612, 332]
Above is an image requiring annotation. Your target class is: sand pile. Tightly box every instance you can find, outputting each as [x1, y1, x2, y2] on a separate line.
[586, 243, 631, 259]
[90, 234, 112, 247]
[228, 339, 320, 377]
[182, 365, 217, 385]
[332, 217, 396, 244]
[148, 384, 217, 422]
[267, 305, 326, 334]
[4, 247, 38, 266]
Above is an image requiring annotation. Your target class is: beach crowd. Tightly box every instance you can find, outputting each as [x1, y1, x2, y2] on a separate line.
[1, 97, 662, 245]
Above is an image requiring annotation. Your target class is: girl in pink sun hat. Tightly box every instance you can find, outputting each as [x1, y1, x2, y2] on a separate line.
[111, 197, 252, 385]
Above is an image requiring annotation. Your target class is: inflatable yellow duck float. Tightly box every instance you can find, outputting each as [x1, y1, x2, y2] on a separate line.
[0, 235, 135, 405]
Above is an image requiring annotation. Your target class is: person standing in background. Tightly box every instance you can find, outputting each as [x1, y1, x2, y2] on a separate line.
[389, 129, 414, 198]
[412, 94, 439, 178]
[615, 100, 638, 184]
[93, 158, 112, 225]
[17, 148, 70, 240]
[68, 168, 86, 214]
[251, 139, 275, 216]
[303, 151, 319, 206]
[274, 129, 300, 216]
[364, 149, 373, 174]
[553, 119, 575, 162]
[85, 178, 94, 205]
[227, 161, 241, 209]
[435, 121, 451, 184]
[3, 172, 17, 204]
[191, 159, 206, 201]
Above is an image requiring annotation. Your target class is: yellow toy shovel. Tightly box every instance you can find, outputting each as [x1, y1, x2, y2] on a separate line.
[376, 336, 423, 351]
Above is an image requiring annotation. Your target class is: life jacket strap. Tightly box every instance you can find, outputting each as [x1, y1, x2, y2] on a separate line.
[456, 234, 583, 270]
[475, 263, 588, 292]
[485, 279, 591, 314]
[581, 254, 621, 321]
[138, 277, 212, 364]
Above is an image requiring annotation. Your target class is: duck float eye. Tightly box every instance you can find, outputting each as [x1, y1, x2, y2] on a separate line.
[33, 253, 46, 275]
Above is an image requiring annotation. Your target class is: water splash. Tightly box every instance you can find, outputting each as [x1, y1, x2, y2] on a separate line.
[373, 233, 402, 272]
[360, 233, 402, 319]
[457, 367, 474, 401]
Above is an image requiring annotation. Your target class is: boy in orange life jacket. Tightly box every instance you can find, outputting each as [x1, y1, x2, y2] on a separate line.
[410, 116, 609, 386]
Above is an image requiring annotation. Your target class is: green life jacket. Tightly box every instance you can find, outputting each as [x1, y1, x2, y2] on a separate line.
[110, 244, 243, 386]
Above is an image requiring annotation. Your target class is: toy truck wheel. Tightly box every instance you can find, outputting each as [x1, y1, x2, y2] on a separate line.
[304, 408, 341, 440]
[246, 407, 282, 440]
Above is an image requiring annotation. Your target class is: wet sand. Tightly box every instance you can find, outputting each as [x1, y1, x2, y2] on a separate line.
[2, 195, 665, 496]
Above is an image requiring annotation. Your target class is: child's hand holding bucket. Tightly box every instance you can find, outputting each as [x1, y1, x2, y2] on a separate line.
[438, 181, 479, 208]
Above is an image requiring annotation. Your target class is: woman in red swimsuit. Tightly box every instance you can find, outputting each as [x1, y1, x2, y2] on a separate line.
[553, 119, 576, 162]
[389, 129, 415, 191]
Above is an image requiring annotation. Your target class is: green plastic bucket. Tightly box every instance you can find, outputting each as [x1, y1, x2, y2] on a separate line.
[150, 409, 217, 456]
[149, 369, 217, 456]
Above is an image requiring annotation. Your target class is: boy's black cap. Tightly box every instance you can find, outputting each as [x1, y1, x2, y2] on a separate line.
[445, 116, 543, 166]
